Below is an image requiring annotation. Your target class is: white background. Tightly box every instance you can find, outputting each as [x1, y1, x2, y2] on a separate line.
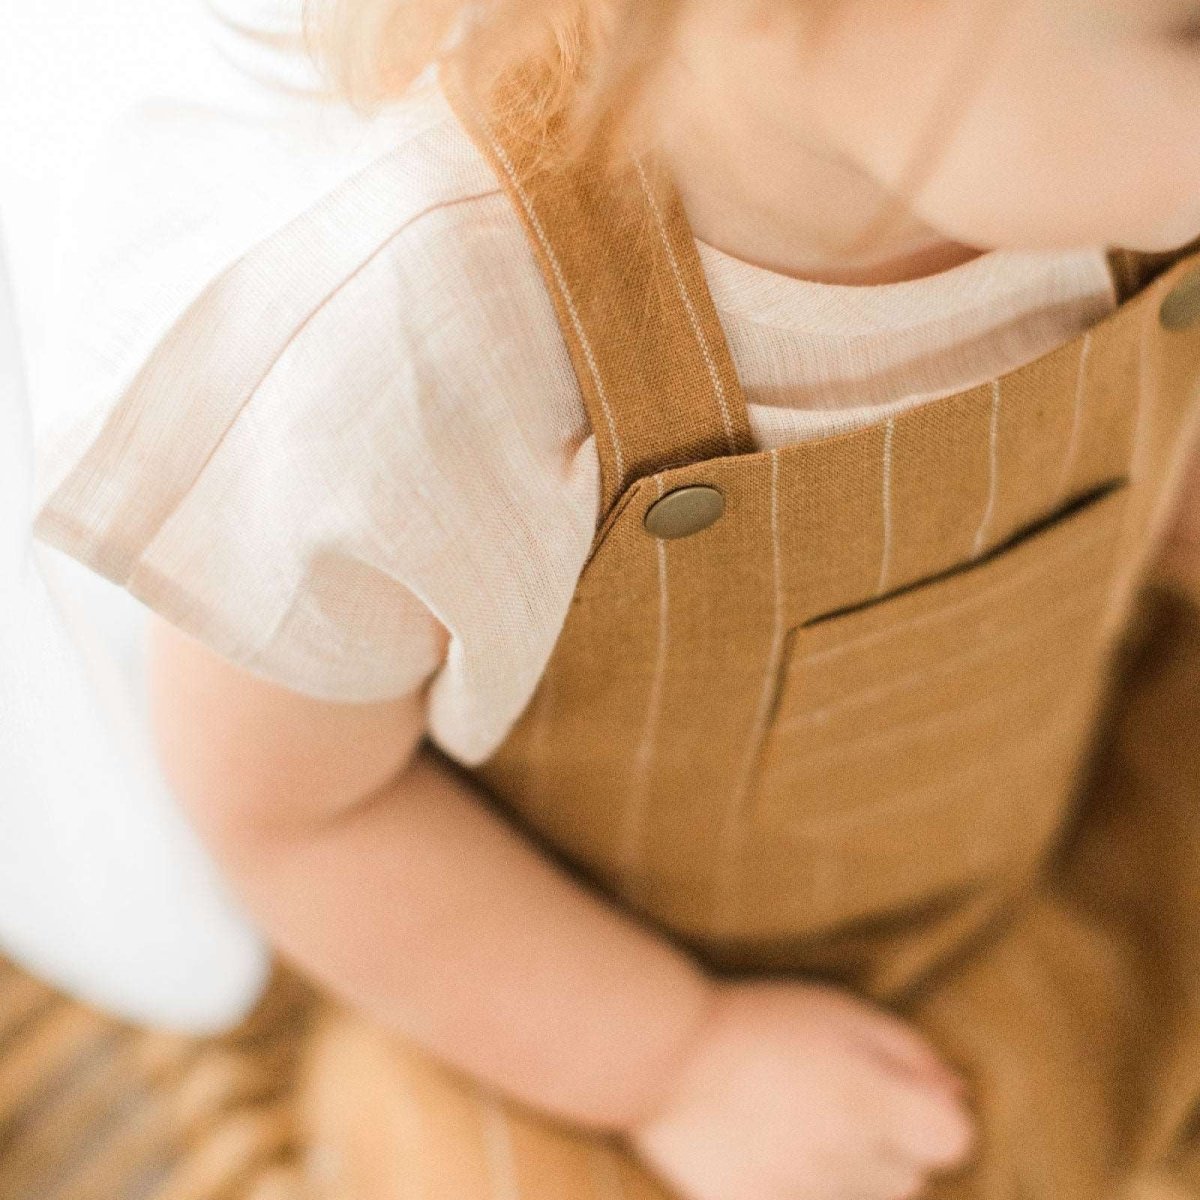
[0, 0, 211, 401]
[0, 0, 271, 1030]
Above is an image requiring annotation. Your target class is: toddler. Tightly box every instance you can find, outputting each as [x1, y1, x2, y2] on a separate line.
[30, 0, 1200, 1198]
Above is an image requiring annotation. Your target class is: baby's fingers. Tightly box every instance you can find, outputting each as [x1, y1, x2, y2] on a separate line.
[873, 1071, 976, 1171]
[838, 996, 967, 1097]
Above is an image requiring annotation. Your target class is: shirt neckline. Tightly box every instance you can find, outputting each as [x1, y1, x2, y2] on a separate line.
[692, 235, 1118, 334]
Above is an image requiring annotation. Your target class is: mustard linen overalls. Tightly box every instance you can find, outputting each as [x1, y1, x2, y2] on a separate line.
[299, 57, 1200, 1200]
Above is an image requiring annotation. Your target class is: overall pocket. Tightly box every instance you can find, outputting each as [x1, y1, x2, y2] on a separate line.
[748, 481, 1132, 930]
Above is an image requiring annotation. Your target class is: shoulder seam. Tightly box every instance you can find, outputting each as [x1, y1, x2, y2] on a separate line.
[32, 142, 506, 586]
[180, 184, 508, 523]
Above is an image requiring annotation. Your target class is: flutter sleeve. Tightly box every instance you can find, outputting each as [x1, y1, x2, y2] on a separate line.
[30, 99, 455, 704]
[32, 313, 450, 705]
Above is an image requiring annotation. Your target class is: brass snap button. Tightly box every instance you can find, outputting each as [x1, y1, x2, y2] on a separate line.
[643, 484, 725, 539]
[1159, 266, 1200, 331]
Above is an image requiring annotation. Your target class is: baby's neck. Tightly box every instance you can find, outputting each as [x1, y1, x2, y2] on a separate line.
[654, 113, 984, 288]
[648, 9, 986, 288]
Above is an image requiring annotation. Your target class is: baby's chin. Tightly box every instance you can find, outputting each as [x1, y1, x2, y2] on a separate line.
[1083, 193, 1200, 256]
[924, 217, 1200, 260]
[908, 183, 1200, 260]
[1121, 205, 1200, 255]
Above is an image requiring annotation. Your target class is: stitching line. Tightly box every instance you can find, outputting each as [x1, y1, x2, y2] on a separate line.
[1055, 330, 1092, 506]
[972, 378, 1002, 557]
[634, 157, 739, 455]
[712, 448, 784, 934]
[468, 101, 627, 493]
[800, 516, 1114, 668]
[876, 418, 896, 596]
[620, 474, 669, 904]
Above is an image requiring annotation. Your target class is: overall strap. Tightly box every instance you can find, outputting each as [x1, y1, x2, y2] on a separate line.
[442, 58, 757, 521]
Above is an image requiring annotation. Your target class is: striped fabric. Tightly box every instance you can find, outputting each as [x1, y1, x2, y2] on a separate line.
[297, 55, 1200, 1200]
[446, 56, 1200, 967]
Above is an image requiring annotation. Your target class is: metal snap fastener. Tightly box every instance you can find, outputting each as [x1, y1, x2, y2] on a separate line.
[643, 484, 725, 539]
[1159, 266, 1200, 331]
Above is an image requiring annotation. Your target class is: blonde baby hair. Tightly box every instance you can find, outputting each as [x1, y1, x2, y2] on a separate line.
[303, 0, 1008, 268]
[304, 0, 703, 172]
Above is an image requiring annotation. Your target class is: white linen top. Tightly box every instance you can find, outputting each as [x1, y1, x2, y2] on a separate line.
[29, 3, 1120, 768]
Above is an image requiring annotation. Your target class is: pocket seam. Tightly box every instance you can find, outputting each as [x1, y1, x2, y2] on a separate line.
[743, 478, 1131, 821]
[803, 477, 1128, 632]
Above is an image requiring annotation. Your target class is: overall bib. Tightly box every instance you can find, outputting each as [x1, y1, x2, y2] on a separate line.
[299, 56, 1200, 1200]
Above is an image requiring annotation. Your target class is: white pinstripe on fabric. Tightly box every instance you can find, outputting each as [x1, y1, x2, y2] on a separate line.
[711, 449, 785, 936]
[618, 475, 670, 905]
[876, 417, 897, 596]
[467, 99, 627, 491]
[1054, 330, 1093, 505]
[800, 520, 1113, 668]
[634, 158, 740, 455]
[972, 378, 1003, 558]
[785, 697, 1083, 842]
[804, 692, 1078, 913]
[776, 579, 1109, 734]
[778, 667, 1078, 771]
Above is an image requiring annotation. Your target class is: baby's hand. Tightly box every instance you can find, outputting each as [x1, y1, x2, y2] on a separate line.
[626, 978, 976, 1200]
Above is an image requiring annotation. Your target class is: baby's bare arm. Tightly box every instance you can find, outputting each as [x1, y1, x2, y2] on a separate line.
[144, 613, 715, 1133]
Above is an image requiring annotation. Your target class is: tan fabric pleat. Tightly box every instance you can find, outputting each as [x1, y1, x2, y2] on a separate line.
[300, 58, 1200, 1200]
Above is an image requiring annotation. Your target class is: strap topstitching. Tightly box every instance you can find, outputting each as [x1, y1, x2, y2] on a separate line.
[442, 56, 757, 522]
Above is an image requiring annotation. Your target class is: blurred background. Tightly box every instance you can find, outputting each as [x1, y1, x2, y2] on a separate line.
[3, 0, 216, 429]
[0, 11, 327, 1197]
[0, 0, 274, 1033]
